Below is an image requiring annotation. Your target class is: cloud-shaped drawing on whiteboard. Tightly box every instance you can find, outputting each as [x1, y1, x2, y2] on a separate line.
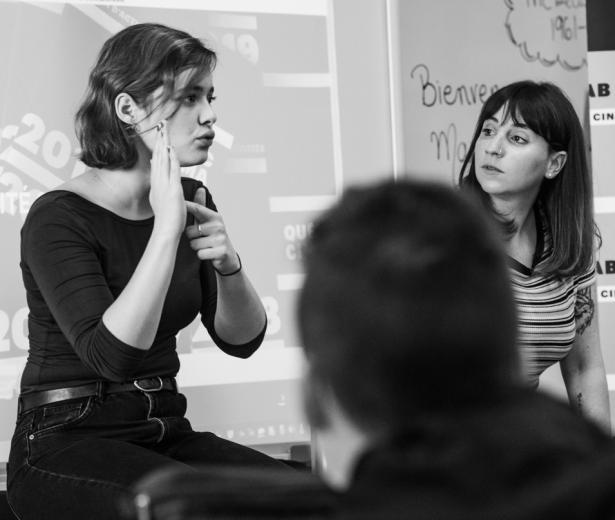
[505, 0, 586, 71]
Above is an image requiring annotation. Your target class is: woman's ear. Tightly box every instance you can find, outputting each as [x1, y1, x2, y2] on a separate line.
[545, 150, 567, 179]
[114, 92, 139, 126]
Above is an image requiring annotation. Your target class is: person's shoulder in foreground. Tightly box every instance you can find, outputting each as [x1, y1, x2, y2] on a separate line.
[337, 390, 615, 519]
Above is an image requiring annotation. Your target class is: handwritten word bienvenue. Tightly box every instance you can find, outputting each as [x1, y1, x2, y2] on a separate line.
[410, 64, 499, 108]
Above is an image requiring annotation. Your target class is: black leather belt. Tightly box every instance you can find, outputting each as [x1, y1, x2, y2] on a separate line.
[18, 376, 176, 414]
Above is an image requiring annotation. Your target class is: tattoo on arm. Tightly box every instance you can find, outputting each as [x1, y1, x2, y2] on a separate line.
[576, 392, 583, 413]
[575, 287, 595, 336]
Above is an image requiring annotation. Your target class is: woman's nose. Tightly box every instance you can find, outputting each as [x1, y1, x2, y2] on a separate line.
[487, 135, 504, 156]
[199, 102, 217, 126]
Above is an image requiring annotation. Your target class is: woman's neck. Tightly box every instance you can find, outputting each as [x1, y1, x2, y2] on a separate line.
[95, 141, 155, 217]
[60, 147, 155, 220]
[94, 166, 152, 218]
[491, 195, 538, 266]
[491, 196, 534, 237]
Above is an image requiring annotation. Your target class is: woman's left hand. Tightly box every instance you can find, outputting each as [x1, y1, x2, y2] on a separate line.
[185, 188, 241, 274]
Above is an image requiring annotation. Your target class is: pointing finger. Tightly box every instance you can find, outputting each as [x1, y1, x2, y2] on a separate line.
[185, 200, 219, 221]
[194, 187, 207, 206]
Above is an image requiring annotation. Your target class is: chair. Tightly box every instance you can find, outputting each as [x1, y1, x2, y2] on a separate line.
[120, 465, 338, 520]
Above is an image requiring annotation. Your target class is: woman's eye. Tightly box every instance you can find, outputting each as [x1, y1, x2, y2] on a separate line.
[184, 95, 198, 104]
[207, 95, 217, 104]
[481, 127, 494, 136]
[511, 135, 527, 144]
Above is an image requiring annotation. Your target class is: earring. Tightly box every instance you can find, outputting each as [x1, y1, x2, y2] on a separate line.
[128, 114, 141, 135]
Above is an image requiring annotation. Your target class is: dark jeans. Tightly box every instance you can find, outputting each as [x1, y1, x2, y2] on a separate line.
[7, 385, 288, 519]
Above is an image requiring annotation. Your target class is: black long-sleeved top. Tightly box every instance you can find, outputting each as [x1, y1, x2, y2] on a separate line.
[19, 178, 263, 394]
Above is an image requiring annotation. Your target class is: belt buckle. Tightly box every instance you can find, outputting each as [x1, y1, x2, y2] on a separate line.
[133, 377, 164, 393]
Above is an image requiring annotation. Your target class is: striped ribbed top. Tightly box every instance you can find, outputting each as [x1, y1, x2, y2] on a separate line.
[509, 212, 595, 389]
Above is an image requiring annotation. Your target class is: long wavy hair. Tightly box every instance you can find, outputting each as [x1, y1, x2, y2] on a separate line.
[75, 23, 216, 170]
[459, 80, 598, 279]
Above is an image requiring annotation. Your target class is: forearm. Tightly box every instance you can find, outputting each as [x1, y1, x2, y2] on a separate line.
[103, 228, 180, 350]
[184, 195, 267, 345]
[565, 365, 611, 433]
[562, 282, 612, 432]
[213, 269, 267, 345]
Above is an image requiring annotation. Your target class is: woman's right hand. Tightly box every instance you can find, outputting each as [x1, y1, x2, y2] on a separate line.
[149, 121, 186, 238]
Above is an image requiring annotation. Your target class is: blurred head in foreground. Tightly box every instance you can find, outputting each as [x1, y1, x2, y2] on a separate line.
[298, 179, 520, 479]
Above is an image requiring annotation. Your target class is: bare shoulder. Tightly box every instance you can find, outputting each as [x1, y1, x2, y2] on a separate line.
[56, 169, 98, 197]
[56, 169, 119, 213]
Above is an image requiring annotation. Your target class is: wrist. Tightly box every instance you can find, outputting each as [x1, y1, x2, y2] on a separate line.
[151, 224, 182, 244]
[214, 253, 242, 276]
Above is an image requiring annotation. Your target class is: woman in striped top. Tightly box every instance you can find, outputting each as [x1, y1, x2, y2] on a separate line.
[459, 80, 611, 432]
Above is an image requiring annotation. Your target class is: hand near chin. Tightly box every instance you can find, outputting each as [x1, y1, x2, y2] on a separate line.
[185, 189, 241, 274]
[149, 122, 186, 238]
